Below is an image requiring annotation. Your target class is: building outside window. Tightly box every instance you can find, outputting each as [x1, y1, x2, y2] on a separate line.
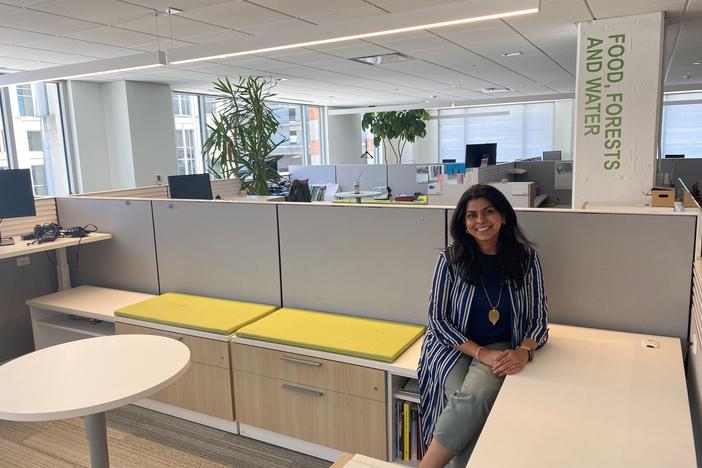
[6, 83, 70, 196]
[271, 103, 304, 171]
[662, 92, 702, 158]
[172, 93, 204, 175]
[0, 103, 7, 170]
[439, 102, 555, 163]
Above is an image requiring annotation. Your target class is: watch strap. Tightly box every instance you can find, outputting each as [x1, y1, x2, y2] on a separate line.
[517, 345, 534, 362]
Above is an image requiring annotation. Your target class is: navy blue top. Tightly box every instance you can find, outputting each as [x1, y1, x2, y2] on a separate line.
[466, 253, 512, 346]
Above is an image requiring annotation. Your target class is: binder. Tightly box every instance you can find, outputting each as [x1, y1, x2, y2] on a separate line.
[403, 402, 410, 460]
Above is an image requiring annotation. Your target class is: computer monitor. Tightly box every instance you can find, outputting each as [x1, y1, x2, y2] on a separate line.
[465, 143, 497, 168]
[167, 174, 213, 200]
[664, 154, 685, 159]
[543, 150, 562, 161]
[441, 159, 457, 163]
[0, 169, 37, 246]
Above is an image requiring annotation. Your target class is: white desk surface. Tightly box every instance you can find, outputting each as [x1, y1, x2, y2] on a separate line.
[0, 335, 189, 421]
[0, 232, 111, 261]
[338, 454, 404, 467]
[468, 324, 695, 468]
[26, 285, 155, 322]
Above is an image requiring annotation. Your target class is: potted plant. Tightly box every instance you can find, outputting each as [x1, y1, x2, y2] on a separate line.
[361, 109, 431, 164]
[202, 76, 285, 196]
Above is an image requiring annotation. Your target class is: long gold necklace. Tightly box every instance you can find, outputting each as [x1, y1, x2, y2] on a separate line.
[480, 278, 502, 326]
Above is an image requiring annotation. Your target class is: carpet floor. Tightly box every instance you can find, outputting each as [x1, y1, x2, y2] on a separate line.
[0, 404, 332, 468]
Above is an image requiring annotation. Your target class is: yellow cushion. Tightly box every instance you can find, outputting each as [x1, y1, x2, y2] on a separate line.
[236, 308, 425, 362]
[115, 293, 278, 335]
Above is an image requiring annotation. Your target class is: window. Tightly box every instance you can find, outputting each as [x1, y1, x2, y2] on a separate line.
[439, 102, 555, 163]
[7, 83, 70, 196]
[172, 93, 192, 116]
[662, 92, 702, 158]
[0, 100, 7, 170]
[27, 130, 43, 151]
[16, 84, 34, 117]
[175, 128, 198, 175]
[174, 91, 326, 174]
[172, 93, 204, 175]
[361, 127, 383, 164]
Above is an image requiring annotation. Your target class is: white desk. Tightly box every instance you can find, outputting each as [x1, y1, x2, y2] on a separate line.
[0, 334, 190, 468]
[468, 324, 696, 467]
[0, 233, 111, 290]
[335, 191, 382, 203]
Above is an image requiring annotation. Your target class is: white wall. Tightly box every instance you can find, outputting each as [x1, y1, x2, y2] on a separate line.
[124, 81, 178, 187]
[414, 110, 439, 164]
[328, 113, 362, 164]
[67, 80, 178, 191]
[66, 81, 112, 193]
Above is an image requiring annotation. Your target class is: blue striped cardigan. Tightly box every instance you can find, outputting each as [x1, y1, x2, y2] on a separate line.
[417, 247, 549, 447]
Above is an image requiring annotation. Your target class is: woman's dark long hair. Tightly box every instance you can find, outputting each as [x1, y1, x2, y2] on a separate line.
[448, 184, 533, 288]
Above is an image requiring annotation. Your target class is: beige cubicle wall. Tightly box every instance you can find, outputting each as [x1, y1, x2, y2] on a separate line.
[278, 204, 446, 324]
[52, 197, 695, 346]
[57, 197, 160, 294]
[152, 200, 281, 305]
[1, 198, 57, 238]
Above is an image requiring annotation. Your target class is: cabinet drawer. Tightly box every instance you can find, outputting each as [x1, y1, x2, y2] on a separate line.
[234, 370, 386, 459]
[231, 344, 385, 402]
[116, 322, 229, 369]
[151, 361, 234, 421]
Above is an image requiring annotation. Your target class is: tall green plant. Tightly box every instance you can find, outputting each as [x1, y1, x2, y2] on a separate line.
[361, 109, 430, 164]
[203, 76, 285, 196]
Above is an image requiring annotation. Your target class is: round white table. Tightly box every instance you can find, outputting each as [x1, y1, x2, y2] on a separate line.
[0, 334, 190, 468]
[335, 191, 382, 203]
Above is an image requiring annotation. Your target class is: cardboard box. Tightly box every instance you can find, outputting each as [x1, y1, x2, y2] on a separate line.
[651, 186, 675, 207]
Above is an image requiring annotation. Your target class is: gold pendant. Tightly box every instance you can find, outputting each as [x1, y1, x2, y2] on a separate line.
[488, 308, 500, 326]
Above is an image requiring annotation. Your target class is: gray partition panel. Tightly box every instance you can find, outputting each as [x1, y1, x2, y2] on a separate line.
[387, 164, 427, 196]
[515, 161, 572, 206]
[279, 205, 445, 324]
[153, 200, 281, 305]
[289, 165, 337, 185]
[57, 198, 159, 294]
[335, 164, 387, 192]
[517, 211, 695, 343]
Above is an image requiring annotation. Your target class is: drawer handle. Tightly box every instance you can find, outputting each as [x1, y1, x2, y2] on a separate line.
[280, 356, 321, 367]
[282, 384, 323, 397]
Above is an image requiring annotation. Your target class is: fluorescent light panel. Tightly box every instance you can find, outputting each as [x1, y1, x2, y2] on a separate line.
[0, 51, 167, 87]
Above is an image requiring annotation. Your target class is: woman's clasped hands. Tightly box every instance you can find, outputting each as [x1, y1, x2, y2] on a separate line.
[479, 348, 528, 376]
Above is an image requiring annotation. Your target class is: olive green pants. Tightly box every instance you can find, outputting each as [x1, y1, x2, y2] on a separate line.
[432, 341, 510, 467]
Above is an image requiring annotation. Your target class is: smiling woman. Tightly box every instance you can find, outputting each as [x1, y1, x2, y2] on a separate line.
[417, 184, 549, 468]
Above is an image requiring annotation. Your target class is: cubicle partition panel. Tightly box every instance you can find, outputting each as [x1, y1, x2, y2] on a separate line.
[289, 165, 337, 186]
[515, 161, 573, 206]
[210, 179, 242, 199]
[76, 185, 169, 198]
[336, 164, 387, 192]
[56, 197, 160, 294]
[278, 204, 445, 324]
[387, 164, 427, 196]
[660, 159, 702, 189]
[518, 210, 695, 344]
[1, 197, 57, 238]
[152, 200, 281, 305]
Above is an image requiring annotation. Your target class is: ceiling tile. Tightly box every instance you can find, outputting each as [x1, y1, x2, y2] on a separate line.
[252, 0, 372, 18]
[116, 15, 231, 39]
[183, 1, 292, 29]
[33, 0, 152, 25]
[178, 29, 250, 44]
[19, 36, 135, 58]
[0, 9, 100, 35]
[0, 26, 53, 45]
[66, 26, 163, 48]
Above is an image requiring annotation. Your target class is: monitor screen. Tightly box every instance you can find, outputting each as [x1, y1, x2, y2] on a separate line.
[465, 143, 497, 168]
[0, 169, 36, 219]
[167, 174, 213, 200]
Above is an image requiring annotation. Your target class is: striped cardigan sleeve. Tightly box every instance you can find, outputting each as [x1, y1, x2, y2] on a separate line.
[524, 250, 549, 348]
[427, 252, 469, 347]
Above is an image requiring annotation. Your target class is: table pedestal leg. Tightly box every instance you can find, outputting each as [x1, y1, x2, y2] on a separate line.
[84, 412, 110, 468]
[56, 247, 72, 290]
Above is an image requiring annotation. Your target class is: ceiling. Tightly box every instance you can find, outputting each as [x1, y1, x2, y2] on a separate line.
[0, 0, 700, 108]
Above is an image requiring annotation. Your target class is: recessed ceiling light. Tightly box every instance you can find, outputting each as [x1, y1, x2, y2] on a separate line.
[277, 77, 289, 81]
[480, 87, 512, 93]
[447, 84, 463, 88]
[502, 51, 523, 57]
[350, 53, 415, 65]
[694, 62, 701, 65]
[430, 95, 438, 99]
[424, 100, 431, 103]
[683, 74, 693, 79]
[164, 7, 183, 15]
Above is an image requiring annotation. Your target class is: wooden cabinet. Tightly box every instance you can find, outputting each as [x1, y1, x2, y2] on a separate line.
[116, 322, 234, 421]
[231, 343, 387, 459]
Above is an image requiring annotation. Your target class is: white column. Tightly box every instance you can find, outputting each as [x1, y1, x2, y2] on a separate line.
[572, 12, 664, 208]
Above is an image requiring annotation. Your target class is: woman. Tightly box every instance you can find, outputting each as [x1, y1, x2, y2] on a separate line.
[418, 184, 548, 468]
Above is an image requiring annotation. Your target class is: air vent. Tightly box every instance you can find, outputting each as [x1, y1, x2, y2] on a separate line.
[350, 53, 415, 65]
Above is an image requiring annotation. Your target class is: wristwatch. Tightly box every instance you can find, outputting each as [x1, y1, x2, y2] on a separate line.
[517, 345, 534, 362]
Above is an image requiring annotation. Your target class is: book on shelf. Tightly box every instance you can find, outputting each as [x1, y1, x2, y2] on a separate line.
[395, 399, 425, 461]
[403, 401, 410, 460]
